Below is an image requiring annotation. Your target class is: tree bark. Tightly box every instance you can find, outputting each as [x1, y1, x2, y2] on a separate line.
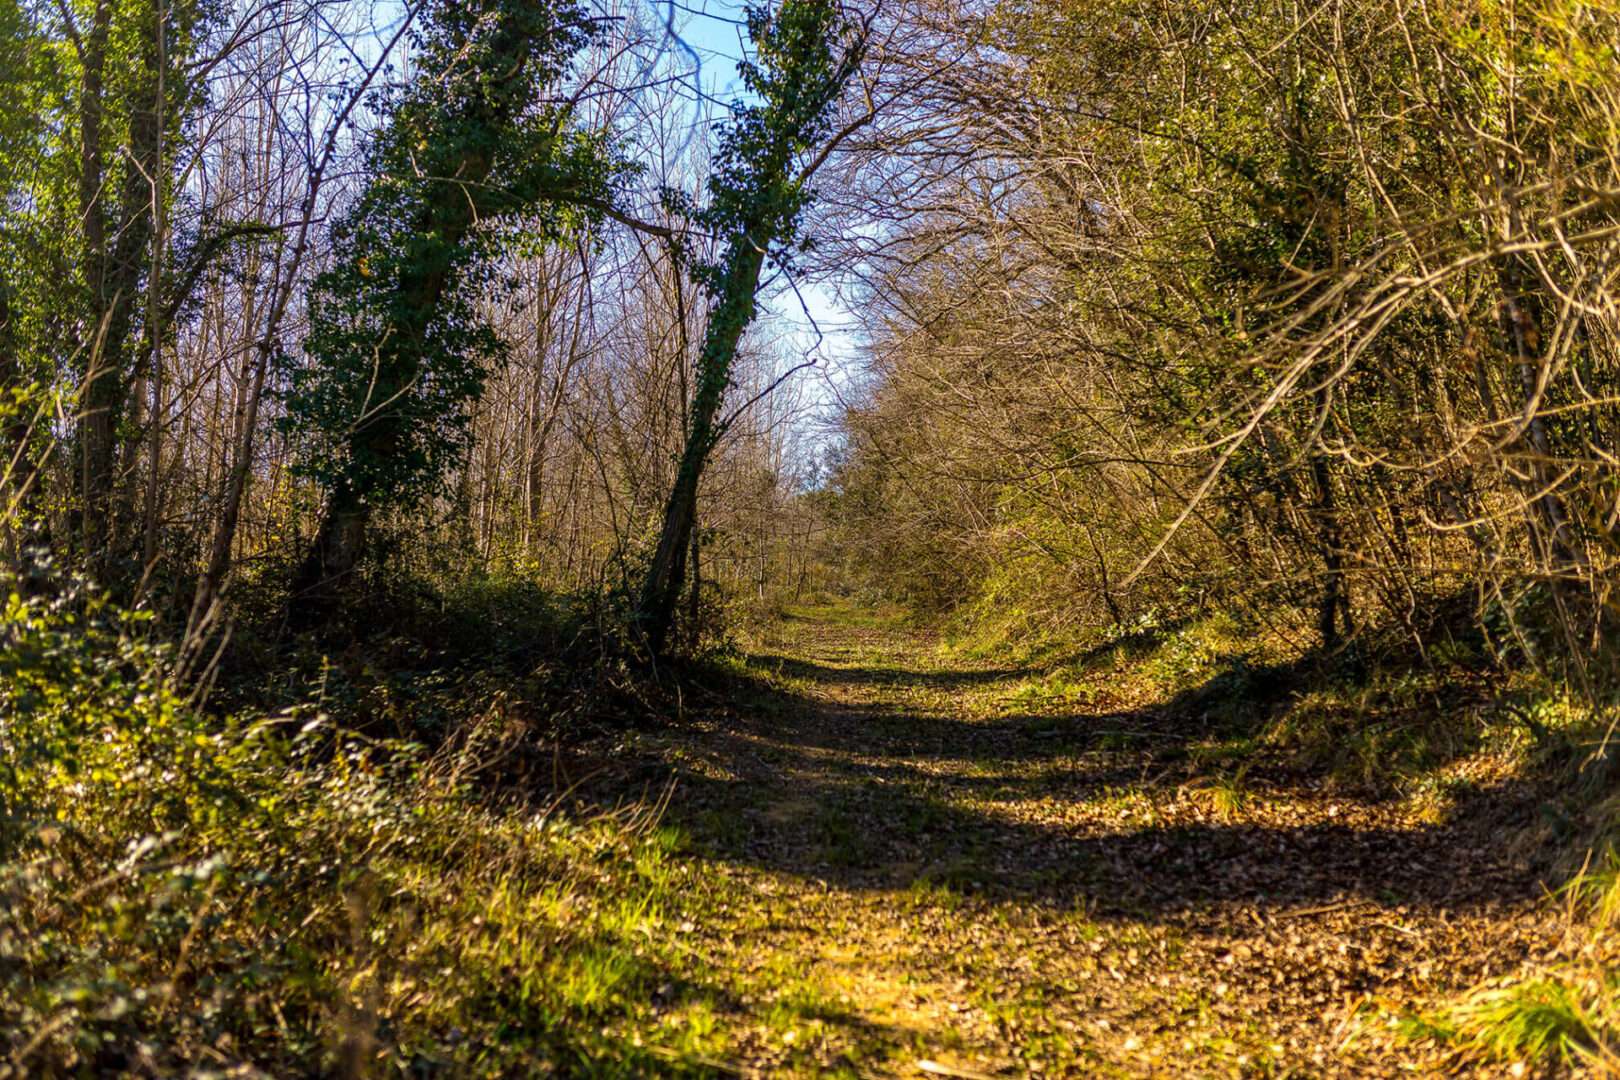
[289, 483, 367, 625]
[1496, 257, 1581, 574]
[636, 241, 766, 655]
[76, 0, 163, 583]
[1312, 454, 1352, 650]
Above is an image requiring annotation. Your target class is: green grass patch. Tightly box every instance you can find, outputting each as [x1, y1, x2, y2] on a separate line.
[1402, 975, 1618, 1068]
[0, 578, 731, 1076]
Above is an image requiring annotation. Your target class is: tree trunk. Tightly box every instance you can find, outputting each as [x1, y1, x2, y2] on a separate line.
[76, 0, 164, 583]
[140, 3, 169, 575]
[289, 485, 367, 626]
[288, 198, 468, 624]
[1312, 455, 1352, 650]
[73, 0, 114, 568]
[686, 514, 701, 644]
[1496, 258, 1582, 573]
[635, 242, 765, 655]
[0, 278, 31, 567]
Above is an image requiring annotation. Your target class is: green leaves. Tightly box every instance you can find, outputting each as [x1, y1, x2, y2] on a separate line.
[0, 564, 715, 1074]
[279, 0, 626, 516]
[691, 0, 860, 287]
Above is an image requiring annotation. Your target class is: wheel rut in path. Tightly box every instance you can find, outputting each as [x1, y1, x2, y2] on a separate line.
[572, 607, 1553, 1076]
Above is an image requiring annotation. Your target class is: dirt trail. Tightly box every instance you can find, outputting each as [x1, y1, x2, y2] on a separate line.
[581, 607, 1554, 1076]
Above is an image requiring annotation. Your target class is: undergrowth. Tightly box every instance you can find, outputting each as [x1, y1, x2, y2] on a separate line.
[0, 569, 725, 1076]
[215, 556, 679, 760]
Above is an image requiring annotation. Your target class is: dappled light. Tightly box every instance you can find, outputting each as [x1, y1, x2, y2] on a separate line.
[4, 0, 1619, 1073]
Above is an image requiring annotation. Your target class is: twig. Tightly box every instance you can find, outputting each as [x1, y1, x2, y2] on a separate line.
[916, 1060, 997, 1080]
[1275, 899, 1374, 920]
[644, 1043, 749, 1076]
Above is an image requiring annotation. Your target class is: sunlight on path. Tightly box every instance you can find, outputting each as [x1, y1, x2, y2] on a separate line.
[582, 604, 1547, 1077]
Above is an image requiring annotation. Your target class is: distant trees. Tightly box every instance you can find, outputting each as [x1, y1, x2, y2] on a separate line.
[59, 0, 213, 583]
[4, 0, 383, 603]
[21, 0, 1613, 684]
[0, 0, 849, 653]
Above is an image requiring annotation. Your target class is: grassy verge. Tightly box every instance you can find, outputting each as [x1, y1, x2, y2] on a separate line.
[936, 597, 1620, 1074]
[1395, 837, 1620, 1073]
[0, 576, 734, 1076]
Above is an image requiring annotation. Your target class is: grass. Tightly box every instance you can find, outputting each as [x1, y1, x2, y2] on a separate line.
[8, 807, 721, 1074]
[1403, 976, 1617, 1068]
[0, 737, 732, 1075]
[1207, 769, 1251, 820]
[1002, 672, 1099, 710]
[903, 877, 966, 911]
[0, 577, 737, 1075]
[12, 581, 1617, 1076]
[774, 601, 911, 632]
[1394, 843, 1620, 1072]
[1263, 672, 1489, 792]
[1561, 848, 1620, 930]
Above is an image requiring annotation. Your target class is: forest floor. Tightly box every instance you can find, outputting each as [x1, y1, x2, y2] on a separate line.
[564, 604, 1571, 1078]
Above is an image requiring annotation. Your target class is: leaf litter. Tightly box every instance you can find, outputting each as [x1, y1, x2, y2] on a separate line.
[564, 609, 1575, 1077]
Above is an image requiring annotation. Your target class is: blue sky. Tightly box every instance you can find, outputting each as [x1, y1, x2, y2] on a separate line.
[642, 0, 862, 448]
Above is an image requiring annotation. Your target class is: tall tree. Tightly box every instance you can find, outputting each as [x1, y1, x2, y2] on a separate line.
[280, 0, 624, 620]
[64, 0, 202, 582]
[0, 0, 52, 539]
[635, 0, 865, 655]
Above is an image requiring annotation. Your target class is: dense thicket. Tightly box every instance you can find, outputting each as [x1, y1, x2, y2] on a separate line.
[827, 0, 1620, 681]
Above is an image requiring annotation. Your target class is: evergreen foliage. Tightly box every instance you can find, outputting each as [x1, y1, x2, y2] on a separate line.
[281, 0, 628, 601]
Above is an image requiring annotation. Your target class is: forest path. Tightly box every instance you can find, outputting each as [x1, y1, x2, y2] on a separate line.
[578, 604, 1550, 1077]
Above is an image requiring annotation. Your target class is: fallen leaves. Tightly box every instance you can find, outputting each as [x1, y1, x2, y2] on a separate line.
[566, 610, 1567, 1077]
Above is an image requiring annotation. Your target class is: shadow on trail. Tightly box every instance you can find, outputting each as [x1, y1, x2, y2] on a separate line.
[745, 652, 1032, 690]
[560, 637, 1551, 925]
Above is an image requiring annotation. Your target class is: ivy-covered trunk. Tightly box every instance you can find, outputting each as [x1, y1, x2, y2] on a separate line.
[280, 0, 616, 625]
[290, 485, 368, 615]
[637, 243, 766, 654]
[289, 186, 476, 618]
[632, 0, 861, 656]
